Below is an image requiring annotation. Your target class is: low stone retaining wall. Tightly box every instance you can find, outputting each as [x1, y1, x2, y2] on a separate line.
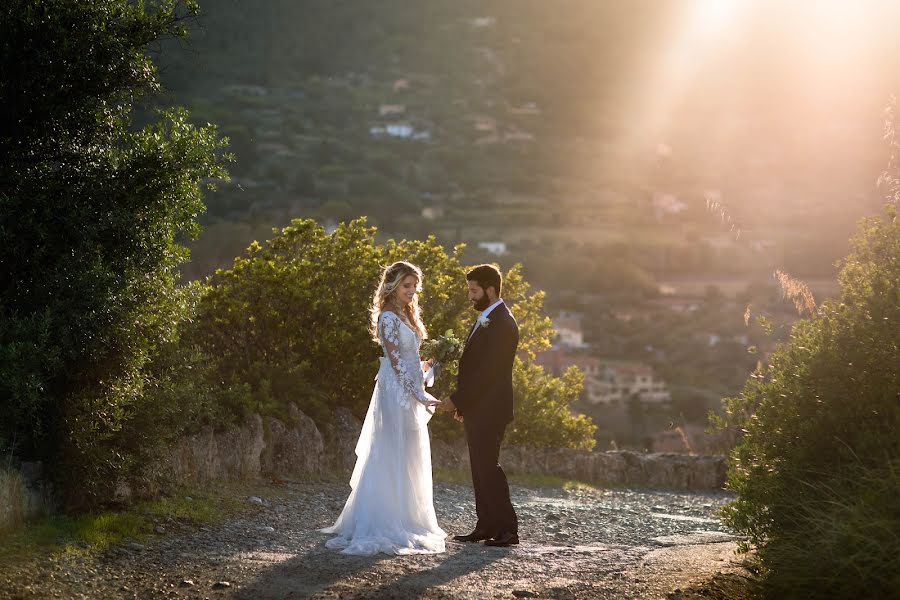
[161, 404, 325, 486]
[2, 405, 727, 529]
[501, 446, 726, 490]
[162, 406, 726, 491]
[432, 438, 726, 491]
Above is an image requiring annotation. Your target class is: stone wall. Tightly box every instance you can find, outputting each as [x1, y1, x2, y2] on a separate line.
[500, 447, 727, 490]
[2, 405, 727, 529]
[329, 408, 728, 491]
[137, 405, 728, 492]
[161, 404, 325, 486]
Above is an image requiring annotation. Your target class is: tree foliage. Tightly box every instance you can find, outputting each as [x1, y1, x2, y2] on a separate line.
[191, 218, 595, 448]
[717, 204, 900, 597]
[507, 361, 596, 450]
[0, 0, 229, 508]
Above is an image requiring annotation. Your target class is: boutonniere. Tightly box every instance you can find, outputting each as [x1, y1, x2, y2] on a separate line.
[477, 315, 491, 329]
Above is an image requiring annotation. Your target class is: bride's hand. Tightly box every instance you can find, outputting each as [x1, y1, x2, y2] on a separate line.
[422, 392, 442, 407]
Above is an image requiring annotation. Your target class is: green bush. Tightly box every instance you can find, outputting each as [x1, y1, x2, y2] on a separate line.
[758, 462, 900, 598]
[507, 361, 596, 450]
[718, 205, 900, 598]
[191, 218, 596, 448]
[190, 220, 383, 424]
[123, 282, 251, 475]
[0, 0, 229, 508]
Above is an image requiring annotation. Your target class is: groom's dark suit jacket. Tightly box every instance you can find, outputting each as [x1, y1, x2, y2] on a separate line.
[451, 302, 519, 427]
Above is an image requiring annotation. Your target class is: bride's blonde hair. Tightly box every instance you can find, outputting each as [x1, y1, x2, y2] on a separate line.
[371, 261, 428, 342]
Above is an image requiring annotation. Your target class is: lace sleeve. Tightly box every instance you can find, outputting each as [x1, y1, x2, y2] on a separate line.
[379, 312, 429, 407]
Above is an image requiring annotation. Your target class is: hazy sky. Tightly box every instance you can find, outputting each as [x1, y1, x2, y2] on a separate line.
[619, 0, 900, 220]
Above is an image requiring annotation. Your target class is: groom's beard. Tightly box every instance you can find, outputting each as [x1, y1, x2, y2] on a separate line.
[472, 296, 491, 311]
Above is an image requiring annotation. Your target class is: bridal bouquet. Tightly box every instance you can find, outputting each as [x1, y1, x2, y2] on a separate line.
[421, 329, 463, 366]
[420, 330, 463, 387]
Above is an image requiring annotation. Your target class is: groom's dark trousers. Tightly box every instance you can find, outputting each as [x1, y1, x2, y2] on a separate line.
[464, 419, 517, 536]
[451, 302, 519, 537]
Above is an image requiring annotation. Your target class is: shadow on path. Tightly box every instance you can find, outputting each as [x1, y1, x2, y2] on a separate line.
[232, 537, 388, 600]
[232, 538, 509, 599]
[364, 543, 511, 597]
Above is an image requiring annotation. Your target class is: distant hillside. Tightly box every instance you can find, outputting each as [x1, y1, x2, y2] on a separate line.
[158, 0, 895, 286]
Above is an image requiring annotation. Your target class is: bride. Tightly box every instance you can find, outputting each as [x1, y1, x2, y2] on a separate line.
[320, 261, 447, 555]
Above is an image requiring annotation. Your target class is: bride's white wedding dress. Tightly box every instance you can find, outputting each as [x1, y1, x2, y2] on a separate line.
[320, 311, 446, 555]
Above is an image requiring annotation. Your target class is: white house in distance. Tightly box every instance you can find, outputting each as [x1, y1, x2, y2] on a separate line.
[477, 241, 507, 255]
[469, 16, 497, 28]
[537, 348, 671, 406]
[379, 104, 406, 116]
[651, 192, 688, 221]
[553, 310, 588, 349]
[588, 360, 671, 405]
[421, 206, 444, 220]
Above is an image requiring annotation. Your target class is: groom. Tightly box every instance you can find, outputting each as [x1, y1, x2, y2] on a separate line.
[442, 264, 519, 547]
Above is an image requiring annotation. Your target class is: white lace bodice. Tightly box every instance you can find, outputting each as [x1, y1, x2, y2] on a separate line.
[378, 311, 431, 408]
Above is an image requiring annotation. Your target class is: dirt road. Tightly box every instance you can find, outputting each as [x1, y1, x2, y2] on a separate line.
[1, 480, 747, 599]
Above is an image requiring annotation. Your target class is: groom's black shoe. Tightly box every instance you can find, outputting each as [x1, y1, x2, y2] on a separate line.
[484, 532, 519, 547]
[452, 529, 490, 543]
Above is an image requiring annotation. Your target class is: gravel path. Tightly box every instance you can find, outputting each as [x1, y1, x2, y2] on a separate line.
[1, 480, 746, 599]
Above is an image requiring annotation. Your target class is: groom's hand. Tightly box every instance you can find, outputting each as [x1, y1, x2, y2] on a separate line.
[441, 397, 456, 413]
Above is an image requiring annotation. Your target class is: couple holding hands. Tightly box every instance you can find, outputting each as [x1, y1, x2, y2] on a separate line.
[321, 262, 520, 555]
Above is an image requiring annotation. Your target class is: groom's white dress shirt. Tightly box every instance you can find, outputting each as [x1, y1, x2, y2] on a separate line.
[467, 298, 505, 344]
